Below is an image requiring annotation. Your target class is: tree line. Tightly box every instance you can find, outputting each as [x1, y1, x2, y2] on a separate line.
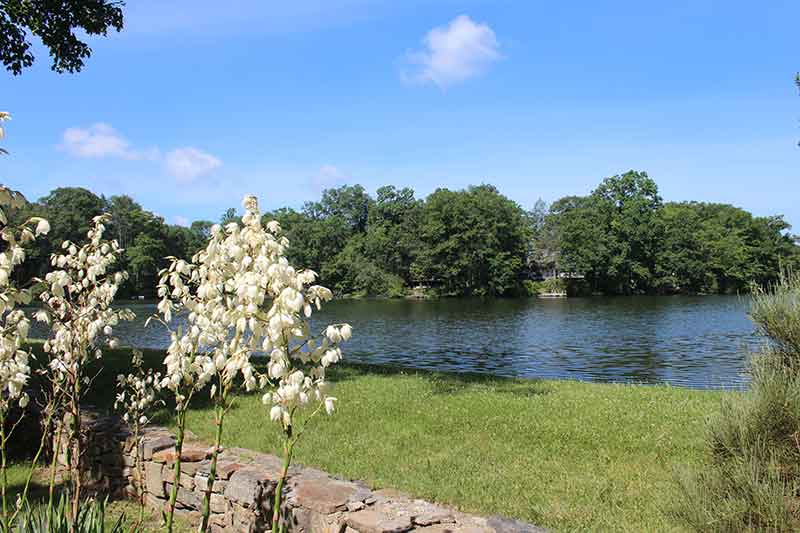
[10, 172, 798, 298]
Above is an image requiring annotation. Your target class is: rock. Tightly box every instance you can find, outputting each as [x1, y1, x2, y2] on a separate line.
[232, 502, 263, 532]
[414, 509, 456, 526]
[173, 507, 202, 523]
[292, 508, 346, 533]
[144, 462, 164, 497]
[210, 511, 230, 528]
[210, 492, 228, 514]
[216, 459, 243, 480]
[152, 444, 209, 464]
[346, 509, 413, 533]
[292, 475, 359, 514]
[195, 473, 228, 493]
[348, 485, 374, 504]
[225, 467, 273, 506]
[141, 436, 175, 460]
[144, 492, 165, 509]
[415, 527, 485, 533]
[166, 483, 202, 510]
[347, 500, 366, 512]
[181, 459, 208, 476]
[486, 516, 548, 533]
[372, 488, 411, 502]
[179, 472, 195, 490]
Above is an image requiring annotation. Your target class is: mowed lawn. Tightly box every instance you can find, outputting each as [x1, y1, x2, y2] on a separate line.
[30, 345, 727, 531]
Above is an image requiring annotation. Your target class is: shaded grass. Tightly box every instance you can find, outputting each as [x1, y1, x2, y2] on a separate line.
[1, 463, 193, 532]
[26, 343, 729, 531]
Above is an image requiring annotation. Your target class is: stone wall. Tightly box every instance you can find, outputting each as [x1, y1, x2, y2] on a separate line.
[62, 412, 545, 533]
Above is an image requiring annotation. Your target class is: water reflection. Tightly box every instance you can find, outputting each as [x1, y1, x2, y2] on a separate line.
[28, 296, 757, 389]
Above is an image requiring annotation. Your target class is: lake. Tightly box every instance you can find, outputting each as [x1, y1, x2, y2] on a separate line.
[30, 295, 758, 389]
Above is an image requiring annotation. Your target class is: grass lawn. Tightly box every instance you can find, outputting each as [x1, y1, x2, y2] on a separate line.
[25, 344, 728, 532]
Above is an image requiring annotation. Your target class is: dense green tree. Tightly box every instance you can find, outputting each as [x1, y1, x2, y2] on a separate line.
[655, 202, 712, 292]
[127, 233, 167, 296]
[322, 236, 405, 297]
[362, 186, 422, 284]
[555, 172, 662, 293]
[305, 184, 372, 233]
[593, 171, 663, 293]
[1, 0, 124, 75]
[264, 207, 351, 279]
[412, 185, 530, 296]
[38, 187, 105, 245]
[190, 220, 214, 242]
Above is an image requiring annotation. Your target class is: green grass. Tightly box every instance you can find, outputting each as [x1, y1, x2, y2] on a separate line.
[0, 462, 192, 532]
[26, 344, 729, 532]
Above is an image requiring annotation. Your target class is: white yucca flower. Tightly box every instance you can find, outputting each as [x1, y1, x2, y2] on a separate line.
[0, 185, 50, 411]
[156, 194, 352, 428]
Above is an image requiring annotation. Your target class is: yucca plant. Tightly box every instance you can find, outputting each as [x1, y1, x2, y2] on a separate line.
[14, 493, 125, 533]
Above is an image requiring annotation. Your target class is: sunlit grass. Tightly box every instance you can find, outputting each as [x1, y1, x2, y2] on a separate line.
[27, 344, 728, 531]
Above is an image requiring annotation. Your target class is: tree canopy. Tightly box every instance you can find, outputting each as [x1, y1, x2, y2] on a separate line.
[10, 174, 799, 298]
[533, 174, 798, 294]
[1, 0, 124, 75]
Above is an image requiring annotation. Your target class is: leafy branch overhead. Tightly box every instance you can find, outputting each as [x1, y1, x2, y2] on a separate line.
[0, 0, 124, 75]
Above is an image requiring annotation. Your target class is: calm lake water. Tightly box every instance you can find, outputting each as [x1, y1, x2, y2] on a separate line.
[30, 296, 758, 389]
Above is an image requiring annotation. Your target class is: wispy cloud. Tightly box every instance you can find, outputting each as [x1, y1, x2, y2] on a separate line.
[312, 164, 349, 189]
[164, 147, 222, 183]
[60, 123, 157, 160]
[60, 124, 222, 182]
[402, 15, 501, 89]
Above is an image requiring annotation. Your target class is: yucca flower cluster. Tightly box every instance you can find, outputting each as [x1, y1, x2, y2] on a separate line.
[156, 194, 351, 424]
[0, 186, 49, 412]
[37, 214, 133, 373]
[114, 350, 163, 428]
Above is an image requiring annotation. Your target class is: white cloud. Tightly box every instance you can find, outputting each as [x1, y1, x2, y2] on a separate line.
[173, 215, 190, 227]
[403, 15, 501, 89]
[61, 123, 139, 159]
[312, 164, 349, 189]
[60, 124, 220, 182]
[61, 123, 159, 160]
[164, 147, 222, 182]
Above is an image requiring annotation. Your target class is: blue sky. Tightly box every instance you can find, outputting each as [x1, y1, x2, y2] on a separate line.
[2, 0, 798, 227]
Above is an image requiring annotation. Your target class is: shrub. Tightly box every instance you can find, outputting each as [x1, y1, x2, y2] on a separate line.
[674, 272, 800, 531]
[523, 278, 567, 296]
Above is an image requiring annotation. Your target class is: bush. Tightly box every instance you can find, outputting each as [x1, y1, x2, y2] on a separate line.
[673, 272, 800, 531]
[523, 278, 567, 296]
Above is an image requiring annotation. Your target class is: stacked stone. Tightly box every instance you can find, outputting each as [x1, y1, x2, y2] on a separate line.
[58, 412, 546, 533]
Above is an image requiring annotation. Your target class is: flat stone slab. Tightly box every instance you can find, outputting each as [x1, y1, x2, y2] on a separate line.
[346, 509, 413, 533]
[144, 462, 164, 497]
[486, 516, 549, 533]
[416, 527, 494, 533]
[292, 474, 360, 514]
[225, 467, 274, 506]
[152, 444, 210, 464]
[141, 436, 175, 460]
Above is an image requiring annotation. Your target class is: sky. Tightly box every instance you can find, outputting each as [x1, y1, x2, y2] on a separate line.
[2, 0, 799, 228]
